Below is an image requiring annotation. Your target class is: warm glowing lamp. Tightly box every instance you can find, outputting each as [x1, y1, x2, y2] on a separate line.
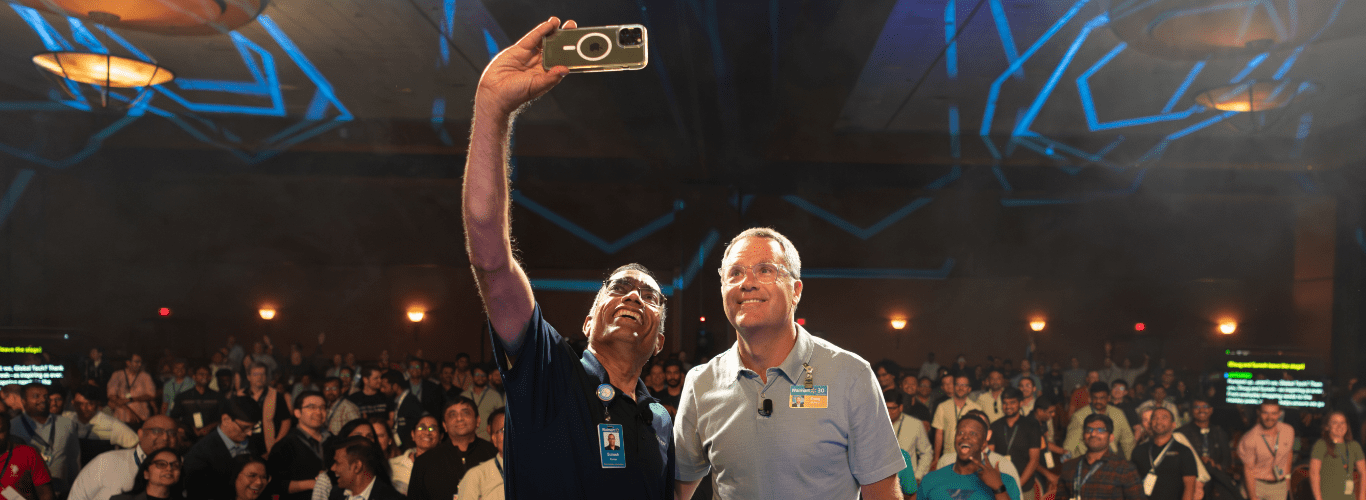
[1218, 321, 1237, 335]
[33, 52, 174, 88]
[17, 0, 267, 36]
[1194, 82, 1295, 113]
[1029, 320, 1046, 332]
[258, 308, 276, 320]
[407, 309, 425, 323]
[890, 319, 907, 330]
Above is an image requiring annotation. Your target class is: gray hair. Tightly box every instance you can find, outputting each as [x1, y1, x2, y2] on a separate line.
[722, 227, 803, 280]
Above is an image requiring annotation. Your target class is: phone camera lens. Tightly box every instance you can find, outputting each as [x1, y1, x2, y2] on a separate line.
[618, 27, 643, 46]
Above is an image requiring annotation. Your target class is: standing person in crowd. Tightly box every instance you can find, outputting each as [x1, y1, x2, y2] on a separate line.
[266, 391, 329, 500]
[463, 20, 674, 497]
[919, 413, 1021, 500]
[1310, 411, 1366, 500]
[876, 360, 902, 393]
[346, 367, 389, 422]
[406, 398, 496, 500]
[169, 365, 224, 441]
[1069, 371, 1102, 416]
[109, 447, 184, 500]
[1010, 355, 1041, 393]
[225, 336, 245, 376]
[404, 360, 443, 420]
[162, 360, 194, 415]
[1137, 386, 1180, 426]
[390, 415, 441, 495]
[1029, 397, 1063, 494]
[214, 370, 236, 399]
[66, 386, 139, 451]
[934, 373, 954, 408]
[465, 365, 504, 441]
[108, 354, 156, 427]
[935, 375, 984, 460]
[1111, 381, 1141, 434]
[888, 391, 933, 480]
[83, 348, 114, 389]
[0, 416, 55, 500]
[646, 363, 667, 396]
[990, 388, 1041, 500]
[4, 385, 25, 420]
[183, 397, 263, 500]
[1239, 400, 1296, 500]
[920, 353, 941, 381]
[1064, 382, 1136, 460]
[1178, 397, 1235, 500]
[249, 342, 277, 380]
[241, 362, 291, 454]
[1056, 414, 1145, 500]
[455, 408, 506, 500]
[67, 415, 177, 500]
[1133, 408, 1197, 500]
[977, 369, 1008, 423]
[1101, 355, 1150, 388]
[904, 375, 936, 423]
[230, 455, 269, 500]
[208, 353, 233, 392]
[1018, 377, 1039, 417]
[1157, 369, 1185, 404]
[381, 371, 419, 448]
[436, 363, 462, 405]
[451, 354, 472, 391]
[675, 227, 904, 500]
[1062, 359, 1088, 398]
[11, 382, 80, 495]
[321, 378, 360, 436]
[366, 416, 397, 460]
[329, 436, 402, 500]
[655, 359, 685, 415]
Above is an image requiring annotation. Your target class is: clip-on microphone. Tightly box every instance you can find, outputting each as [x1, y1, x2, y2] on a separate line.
[758, 398, 773, 417]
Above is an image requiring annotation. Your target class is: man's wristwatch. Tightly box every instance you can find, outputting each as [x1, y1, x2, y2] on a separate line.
[994, 483, 1009, 494]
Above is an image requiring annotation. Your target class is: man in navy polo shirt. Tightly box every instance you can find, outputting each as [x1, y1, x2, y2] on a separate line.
[461, 16, 673, 500]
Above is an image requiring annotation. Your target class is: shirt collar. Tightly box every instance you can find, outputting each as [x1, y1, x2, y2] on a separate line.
[343, 476, 376, 500]
[216, 427, 248, 452]
[718, 323, 813, 386]
[580, 349, 653, 403]
[134, 445, 147, 463]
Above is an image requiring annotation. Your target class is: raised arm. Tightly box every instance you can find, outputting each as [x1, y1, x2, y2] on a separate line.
[463, 17, 573, 351]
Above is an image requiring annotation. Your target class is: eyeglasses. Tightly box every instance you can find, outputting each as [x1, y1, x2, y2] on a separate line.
[415, 425, 439, 433]
[1084, 427, 1110, 435]
[718, 262, 790, 285]
[603, 278, 665, 307]
[151, 459, 182, 470]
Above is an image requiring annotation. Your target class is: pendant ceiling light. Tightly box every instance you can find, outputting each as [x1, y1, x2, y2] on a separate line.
[18, 0, 267, 36]
[33, 51, 174, 109]
[1107, 0, 1343, 60]
[1193, 80, 1318, 132]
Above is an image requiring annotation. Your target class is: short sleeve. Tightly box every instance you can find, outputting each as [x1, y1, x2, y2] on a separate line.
[933, 403, 949, 430]
[673, 366, 709, 482]
[898, 449, 917, 495]
[1352, 442, 1365, 464]
[1178, 444, 1198, 477]
[847, 360, 911, 485]
[1004, 472, 1022, 500]
[22, 446, 51, 486]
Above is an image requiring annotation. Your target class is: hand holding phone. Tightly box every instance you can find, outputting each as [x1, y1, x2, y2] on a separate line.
[541, 25, 648, 72]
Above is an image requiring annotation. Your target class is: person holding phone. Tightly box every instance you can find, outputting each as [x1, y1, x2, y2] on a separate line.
[462, 16, 673, 500]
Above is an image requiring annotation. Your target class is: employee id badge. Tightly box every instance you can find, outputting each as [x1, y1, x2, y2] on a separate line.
[1346, 479, 1354, 495]
[598, 423, 626, 468]
[193, 412, 204, 428]
[1, 485, 23, 500]
[1143, 472, 1158, 496]
[789, 385, 828, 408]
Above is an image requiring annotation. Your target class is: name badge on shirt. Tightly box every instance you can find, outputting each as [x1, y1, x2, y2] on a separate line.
[1346, 479, 1354, 495]
[193, 412, 204, 429]
[789, 385, 828, 408]
[598, 424, 625, 468]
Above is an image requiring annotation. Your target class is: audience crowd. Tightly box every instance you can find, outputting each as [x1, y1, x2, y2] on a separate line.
[0, 333, 1361, 500]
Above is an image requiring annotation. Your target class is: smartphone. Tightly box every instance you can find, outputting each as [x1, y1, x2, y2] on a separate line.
[541, 25, 648, 72]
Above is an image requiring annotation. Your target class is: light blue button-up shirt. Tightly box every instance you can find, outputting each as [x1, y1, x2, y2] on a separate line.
[675, 325, 904, 499]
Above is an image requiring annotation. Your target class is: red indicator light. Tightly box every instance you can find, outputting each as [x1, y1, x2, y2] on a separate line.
[159, 308, 171, 317]
[699, 316, 706, 322]
[1134, 322, 1145, 331]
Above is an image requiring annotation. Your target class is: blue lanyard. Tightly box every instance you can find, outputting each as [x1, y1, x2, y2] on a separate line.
[1075, 459, 1104, 495]
[20, 415, 56, 451]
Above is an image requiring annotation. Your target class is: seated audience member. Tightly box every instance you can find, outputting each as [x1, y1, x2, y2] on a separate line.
[346, 367, 389, 422]
[1063, 382, 1136, 460]
[406, 398, 496, 500]
[328, 436, 402, 500]
[65, 386, 139, 455]
[1056, 414, 1145, 500]
[3, 385, 25, 420]
[437, 363, 462, 405]
[920, 412, 1022, 500]
[162, 360, 194, 415]
[0, 416, 55, 500]
[390, 415, 441, 495]
[108, 354, 157, 427]
[464, 365, 504, 441]
[1137, 386, 1181, 426]
[403, 360, 444, 420]
[381, 370, 419, 448]
[183, 397, 264, 500]
[110, 447, 185, 500]
[47, 389, 66, 417]
[214, 370, 236, 397]
[309, 419, 376, 500]
[169, 366, 224, 441]
[366, 416, 398, 459]
[229, 455, 270, 500]
[267, 391, 329, 500]
[887, 391, 933, 480]
[655, 359, 685, 415]
[455, 408, 506, 500]
[68, 415, 178, 500]
[936, 410, 1023, 488]
[11, 382, 81, 495]
[320, 377, 360, 436]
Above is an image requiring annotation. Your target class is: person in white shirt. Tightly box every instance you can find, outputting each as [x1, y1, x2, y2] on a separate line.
[886, 392, 933, 480]
[456, 407, 506, 500]
[67, 415, 177, 500]
[64, 386, 139, 450]
[388, 415, 440, 495]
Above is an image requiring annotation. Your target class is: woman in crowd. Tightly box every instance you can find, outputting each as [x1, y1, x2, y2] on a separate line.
[390, 415, 442, 495]
[228, 455, 270, 500]
[1310, 411, 1366, 500]
[368, 415, 400, 459]
[111, 447, 184, 500]
[311, 419, 377, 500]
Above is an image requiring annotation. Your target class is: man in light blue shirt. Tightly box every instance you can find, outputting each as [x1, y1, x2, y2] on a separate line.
[674, 228, 905, 499]
[11, 382, 81, 494]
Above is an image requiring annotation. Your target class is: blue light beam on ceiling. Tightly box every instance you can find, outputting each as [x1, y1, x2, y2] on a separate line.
[673, 229, 721, 291]
[783, 166, 961, 240]
[979, 0, 1093, 139]
[0, 169, 35, 227]
[1075, 43, 1205, 131]
[1011, 13, 1110, 138]
[511, 191, 681, 254]
[944, 0, 958, 79]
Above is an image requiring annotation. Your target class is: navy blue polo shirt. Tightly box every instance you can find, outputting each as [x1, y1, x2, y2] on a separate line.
[492, 303, 674, 500]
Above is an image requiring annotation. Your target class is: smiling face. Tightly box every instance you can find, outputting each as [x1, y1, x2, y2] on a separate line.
[1018, 378, 1036, 399]
[235, 462, 268, 500]
[954, 417, 988, 463]
[582, 268, 665, 360]
[720, 237, 802, 335]
[412, 415, 441, 452]
[443, 402, 478, 442]
[145, 450, 181, 488]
